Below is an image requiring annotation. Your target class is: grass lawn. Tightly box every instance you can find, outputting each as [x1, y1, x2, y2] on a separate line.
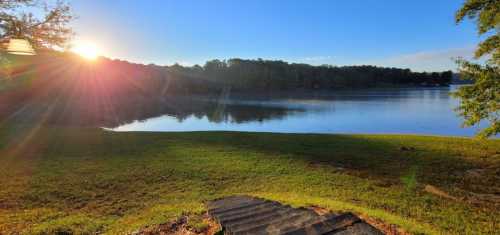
[0, 126, 499, 234]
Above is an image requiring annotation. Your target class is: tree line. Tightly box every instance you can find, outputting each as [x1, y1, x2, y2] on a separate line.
[170, 58, 452, 92]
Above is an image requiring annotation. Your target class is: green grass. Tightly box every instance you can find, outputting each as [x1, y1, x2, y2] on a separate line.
[0, 126, 499, 234]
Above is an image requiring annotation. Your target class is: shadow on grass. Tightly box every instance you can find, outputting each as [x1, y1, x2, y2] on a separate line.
[166, 131, 499, 188]
[2, 127, 498, 193]
[1, 126, 499, 234]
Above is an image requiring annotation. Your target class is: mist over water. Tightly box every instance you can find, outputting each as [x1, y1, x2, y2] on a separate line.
[112, 86, 486, 137]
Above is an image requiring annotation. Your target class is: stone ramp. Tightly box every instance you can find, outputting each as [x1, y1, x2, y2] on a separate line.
[207, 196, 383, 235]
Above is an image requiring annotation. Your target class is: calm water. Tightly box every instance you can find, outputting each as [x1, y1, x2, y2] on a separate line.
[112, 86, 486, 136]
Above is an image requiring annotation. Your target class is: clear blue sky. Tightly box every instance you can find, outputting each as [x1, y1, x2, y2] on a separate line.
[71, 0, 480, 71]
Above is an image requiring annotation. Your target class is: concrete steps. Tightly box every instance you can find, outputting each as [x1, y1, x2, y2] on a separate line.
[207, 196, 383, 235]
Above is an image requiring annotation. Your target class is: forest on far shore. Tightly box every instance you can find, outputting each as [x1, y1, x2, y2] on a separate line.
[169, 58, 453, 92]
[2, 51, 453, 94]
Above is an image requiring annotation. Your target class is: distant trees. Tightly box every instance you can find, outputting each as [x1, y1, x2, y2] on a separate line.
[0, 0, 73, 49]
[453, 0, 499, 138]
[171, 58, 452, 92]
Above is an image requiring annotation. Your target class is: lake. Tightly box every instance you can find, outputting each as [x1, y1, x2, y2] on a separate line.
[111, 86, 485, 136]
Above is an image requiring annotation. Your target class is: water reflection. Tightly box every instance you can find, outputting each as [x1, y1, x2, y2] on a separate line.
[112, 86, 486, 137]
[173, 100, 304, 124]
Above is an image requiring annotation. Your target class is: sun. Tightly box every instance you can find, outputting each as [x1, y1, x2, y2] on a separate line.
[71, 42, 100, 60]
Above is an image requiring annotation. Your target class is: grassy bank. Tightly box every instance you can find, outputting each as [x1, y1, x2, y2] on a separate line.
[0, 127, 499, 234]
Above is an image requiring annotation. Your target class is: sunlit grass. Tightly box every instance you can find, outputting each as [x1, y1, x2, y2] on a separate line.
[0, 127, 499, 234]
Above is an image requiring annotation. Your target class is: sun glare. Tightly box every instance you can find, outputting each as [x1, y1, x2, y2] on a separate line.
[71, 42, 100, 60]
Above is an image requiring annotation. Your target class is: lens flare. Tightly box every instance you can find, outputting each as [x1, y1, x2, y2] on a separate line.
[71, 42, 100, 60]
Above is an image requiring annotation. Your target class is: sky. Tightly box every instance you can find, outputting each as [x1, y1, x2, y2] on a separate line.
[71, 0, 481, 72]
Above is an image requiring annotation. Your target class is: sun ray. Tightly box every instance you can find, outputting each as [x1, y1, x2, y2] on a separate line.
[71, 42, 100, 60]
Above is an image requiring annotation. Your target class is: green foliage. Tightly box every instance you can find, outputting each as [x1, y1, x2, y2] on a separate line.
[475, 34, 499, 62]
[400, 166, 419, 193]
[454, 0, 499, 138]
[455, 0, 500, 34]
[452, 59, 500, 138]
[0, 0, 73, 49]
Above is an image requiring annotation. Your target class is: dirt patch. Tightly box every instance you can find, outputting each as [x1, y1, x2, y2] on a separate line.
[357, 215, 411, 235]
[423, 183, 500, 206]
[308, 205, 410, 235]
[132, 214, 220, 235]
[467, 192, 500, 204]
[399, 146, 416, 152]
[133, 204, 410, 235]
[464, 169, 486, 180]
[424, 185, 458, 201]
[308, 205, 335, 216]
